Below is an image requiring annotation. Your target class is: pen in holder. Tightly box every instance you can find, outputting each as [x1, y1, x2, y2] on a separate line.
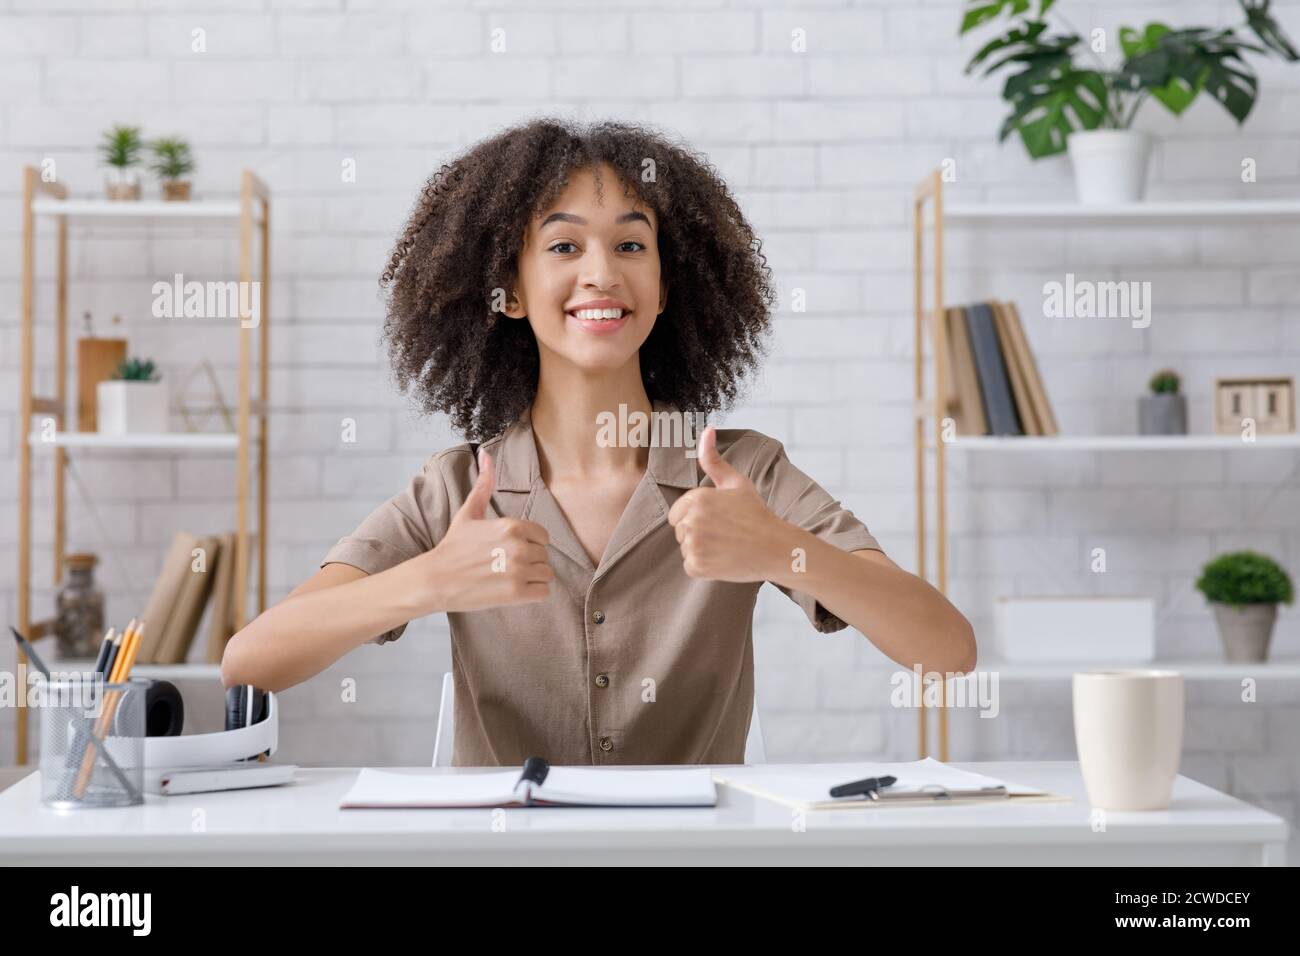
[39, 675, 147, 808]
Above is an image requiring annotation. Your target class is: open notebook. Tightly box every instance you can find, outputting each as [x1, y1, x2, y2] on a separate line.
[713, 758, 1069, 811]
[340, 758, 717, 809]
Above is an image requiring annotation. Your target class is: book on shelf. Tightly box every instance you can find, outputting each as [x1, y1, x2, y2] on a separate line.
[996, 300, 1058, 436]
[137, 530, 247, 665]
[943, 299, 1057, 438]
[944, 306, 988, 436]
[992, 300, 1040, 435]
[205, 531, 238, 664]
[137, 532, 195, 664]
[966, 302, 1023, 435]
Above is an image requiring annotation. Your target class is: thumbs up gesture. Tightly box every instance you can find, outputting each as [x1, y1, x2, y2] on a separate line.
[666, 426, 785, 583]
[428, 447, 556, 613]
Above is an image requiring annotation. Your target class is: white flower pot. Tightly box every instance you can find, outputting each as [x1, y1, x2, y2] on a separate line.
[97, 380, 168, 435]
[1066, 129, 1153, 205]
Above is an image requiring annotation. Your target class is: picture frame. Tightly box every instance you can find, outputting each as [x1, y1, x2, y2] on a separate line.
[1214, 377, 1296, 436]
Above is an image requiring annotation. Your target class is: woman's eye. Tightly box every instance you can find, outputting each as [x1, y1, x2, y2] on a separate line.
[547, 241, 646, 255]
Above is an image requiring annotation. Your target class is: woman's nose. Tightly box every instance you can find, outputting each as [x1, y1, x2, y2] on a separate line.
[578, 245, 620, 289]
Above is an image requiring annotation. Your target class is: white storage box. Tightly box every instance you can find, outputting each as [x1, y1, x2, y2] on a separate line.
[994, 596, 1155, 662]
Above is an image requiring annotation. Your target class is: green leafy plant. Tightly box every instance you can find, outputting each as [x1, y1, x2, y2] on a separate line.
[1196, 550, 1295, 607]
[149, 137, 195, 181]
[99, 124, 144, 169]
[112, 357, 159, 382]
[1148, 368, 1180, 394]
[960, 0, 1299, 158]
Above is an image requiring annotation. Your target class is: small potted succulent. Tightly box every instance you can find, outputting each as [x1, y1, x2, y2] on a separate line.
[99, 124, 144, 201]
[150, 136, 195, 201]
[97, 356, 168, 435]
[1196, 551, 1294, 661]
[1139, 368, 1187, 435]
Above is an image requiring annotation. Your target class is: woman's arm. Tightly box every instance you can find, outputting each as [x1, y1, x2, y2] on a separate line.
[221, 448, 554, 694]
[220, 553, 442, 693]
[669, 427, 977, 676]
[764, 529, 977, 675]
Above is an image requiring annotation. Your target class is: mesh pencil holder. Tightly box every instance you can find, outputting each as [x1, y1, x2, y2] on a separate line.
[38, 675, 148, 809]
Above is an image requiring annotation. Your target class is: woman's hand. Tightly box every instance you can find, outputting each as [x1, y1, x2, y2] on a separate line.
[423, 448, 556, 613]
[667, 426, 789, 583]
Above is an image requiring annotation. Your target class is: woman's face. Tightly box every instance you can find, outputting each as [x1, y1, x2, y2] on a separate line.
[505, 162, 665, 372]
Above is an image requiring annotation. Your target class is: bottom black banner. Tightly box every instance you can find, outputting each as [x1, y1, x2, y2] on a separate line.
[1, 865, 1293, 938]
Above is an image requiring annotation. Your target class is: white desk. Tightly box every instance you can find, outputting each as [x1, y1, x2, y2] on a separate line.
[0, 761, 1287, 866]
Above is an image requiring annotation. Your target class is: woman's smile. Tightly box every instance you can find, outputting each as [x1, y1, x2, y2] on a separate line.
[567, 309, 631, 335]
[565, 297, 633, 335]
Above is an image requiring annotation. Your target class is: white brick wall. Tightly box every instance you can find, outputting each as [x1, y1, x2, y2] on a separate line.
[1, 0, 1297, 859]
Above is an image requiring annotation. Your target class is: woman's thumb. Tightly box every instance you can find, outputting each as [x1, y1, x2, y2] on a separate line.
[698, 425, 745, 489]
[456, 447, 495, 522]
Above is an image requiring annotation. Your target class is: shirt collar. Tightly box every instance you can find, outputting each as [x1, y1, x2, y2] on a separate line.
[487, 398, 701, 492]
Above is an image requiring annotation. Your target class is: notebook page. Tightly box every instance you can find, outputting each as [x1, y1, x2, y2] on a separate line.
[339, 768, 524, 808]
[534, 766, 717, 806]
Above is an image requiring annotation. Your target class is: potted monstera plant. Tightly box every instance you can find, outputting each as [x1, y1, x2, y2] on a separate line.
[1195, 551, 1294, 662]
[959, 0, 1299, 203]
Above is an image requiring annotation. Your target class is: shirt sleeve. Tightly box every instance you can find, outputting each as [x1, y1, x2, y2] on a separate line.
[319, 453, 449, 645]
[748, 437, 884, 634]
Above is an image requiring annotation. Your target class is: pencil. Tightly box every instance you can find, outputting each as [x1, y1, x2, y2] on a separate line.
[72, 620, 138, 796]
[73, 620, 145, 798]
[109, 620, 139, 682]
[8, 626, 50, 678]
[100, 619, 133, 683]
[91, 627, 116, 678]
[65, 626, 116, 770]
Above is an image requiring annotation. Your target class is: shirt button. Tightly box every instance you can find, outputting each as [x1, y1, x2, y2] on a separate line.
[595, 674, 609, 688]
[591, 610, 605, 624]
[599, 736, 613, 752]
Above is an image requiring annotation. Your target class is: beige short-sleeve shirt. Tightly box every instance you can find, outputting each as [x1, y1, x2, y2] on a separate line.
[321, 399, 884, 767]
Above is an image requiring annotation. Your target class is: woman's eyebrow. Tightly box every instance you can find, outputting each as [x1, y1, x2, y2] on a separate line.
[540, 211, 652, 229]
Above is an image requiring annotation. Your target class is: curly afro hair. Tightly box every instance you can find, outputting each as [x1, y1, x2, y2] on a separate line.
[378, 116, 778, 442]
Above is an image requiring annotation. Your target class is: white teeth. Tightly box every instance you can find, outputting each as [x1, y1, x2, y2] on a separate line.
[571, 308, 625, 321]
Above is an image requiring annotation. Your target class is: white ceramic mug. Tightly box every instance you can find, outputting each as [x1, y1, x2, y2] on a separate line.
[1072, 670, 1184, 810]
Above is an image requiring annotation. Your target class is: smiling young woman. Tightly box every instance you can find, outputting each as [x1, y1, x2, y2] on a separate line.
[220, 117, 976, 767]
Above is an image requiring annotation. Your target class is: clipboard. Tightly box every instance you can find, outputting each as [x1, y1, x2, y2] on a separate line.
[712, 759, 1070, 811]
[853, 784, 1009, 804]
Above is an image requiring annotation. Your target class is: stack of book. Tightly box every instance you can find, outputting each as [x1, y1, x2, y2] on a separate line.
[944, 300, 1058, 437]
[136, 531, 247, 665]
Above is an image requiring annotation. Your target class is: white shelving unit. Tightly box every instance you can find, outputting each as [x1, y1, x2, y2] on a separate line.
[967, 660, 1300, 681]
[911, 172, 1300, 760]
[15, 167, 271, 765]
[30, 198, 260, 222]
[28, 432, 241, 450]
[941, 198, 1300, 226]
[938, 434, 1300, 452]
[46, 660, 224, 681]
